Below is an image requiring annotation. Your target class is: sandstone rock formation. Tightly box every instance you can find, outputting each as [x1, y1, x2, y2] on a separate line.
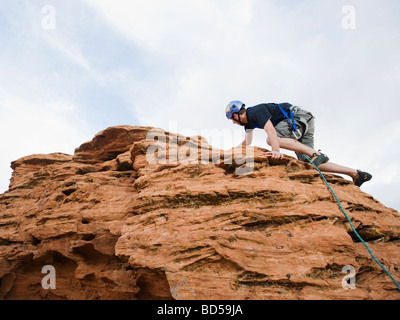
[1, 125, 399, 300]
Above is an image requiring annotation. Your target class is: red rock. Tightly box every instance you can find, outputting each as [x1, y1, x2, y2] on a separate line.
[73, 126, 152, 164]
[0, 126, 399, 300]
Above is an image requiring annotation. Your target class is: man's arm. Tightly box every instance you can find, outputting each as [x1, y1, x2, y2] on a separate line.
[263, 120, 283, 159]
[238, 130, 253, 147]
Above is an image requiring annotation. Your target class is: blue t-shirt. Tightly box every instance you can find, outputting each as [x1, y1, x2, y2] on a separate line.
[244, 103, 293, 131]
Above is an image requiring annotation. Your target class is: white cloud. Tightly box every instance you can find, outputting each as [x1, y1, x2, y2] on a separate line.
[49, 101, 79, 112]
[83, 0, 254, 54]
[0, 91, 90, 193]
[44, 32, 92, 72]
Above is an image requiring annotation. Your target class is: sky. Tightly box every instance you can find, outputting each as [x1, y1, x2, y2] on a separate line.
[1, 0, 399, 211]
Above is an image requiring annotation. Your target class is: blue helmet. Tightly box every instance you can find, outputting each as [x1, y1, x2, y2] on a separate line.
[226, 101, 245, 119]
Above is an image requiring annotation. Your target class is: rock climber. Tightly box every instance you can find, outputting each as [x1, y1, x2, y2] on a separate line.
[225, 101, 372, 187]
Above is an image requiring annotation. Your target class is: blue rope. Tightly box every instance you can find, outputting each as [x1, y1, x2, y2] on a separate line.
[305, 156, 400, 291]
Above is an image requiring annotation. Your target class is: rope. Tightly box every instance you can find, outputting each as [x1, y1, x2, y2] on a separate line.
[305, 156, 400, 291]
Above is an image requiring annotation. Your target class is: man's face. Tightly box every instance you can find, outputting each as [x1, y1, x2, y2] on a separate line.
[231, 113, 243, 126]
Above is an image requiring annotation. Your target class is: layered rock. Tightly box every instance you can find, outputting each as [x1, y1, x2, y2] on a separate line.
[0, 125, 399, 300]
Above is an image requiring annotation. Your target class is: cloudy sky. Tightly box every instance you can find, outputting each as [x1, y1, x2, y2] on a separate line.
[1, 0, 399, 211]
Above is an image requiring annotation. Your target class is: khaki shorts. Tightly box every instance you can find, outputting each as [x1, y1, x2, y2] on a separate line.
[274, 107, 315, 162]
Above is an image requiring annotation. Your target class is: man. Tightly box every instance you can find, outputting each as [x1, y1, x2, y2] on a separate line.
[226, 100, 372, 187]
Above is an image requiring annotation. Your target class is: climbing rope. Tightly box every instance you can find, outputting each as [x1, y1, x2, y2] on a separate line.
[305, 156, 400, 291]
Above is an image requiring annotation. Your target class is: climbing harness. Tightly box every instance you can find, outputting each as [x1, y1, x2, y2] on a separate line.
[305, 156, 400, 291]
[277, 104, 303, 140]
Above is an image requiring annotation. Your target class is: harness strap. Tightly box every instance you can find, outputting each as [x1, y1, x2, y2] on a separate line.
[277, 104, 297, 132]
[277, 104, 304, 139]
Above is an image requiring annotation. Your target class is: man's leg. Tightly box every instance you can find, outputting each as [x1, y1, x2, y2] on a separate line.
[272, 116, 368, 184]
[276, 137, 315, 158]
[316, 162, 358, 179]
[276, 137, 359, 180]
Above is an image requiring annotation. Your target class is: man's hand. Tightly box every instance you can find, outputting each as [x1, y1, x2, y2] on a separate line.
[263, 120, 282, 159]
[263, 151, 284, 159]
